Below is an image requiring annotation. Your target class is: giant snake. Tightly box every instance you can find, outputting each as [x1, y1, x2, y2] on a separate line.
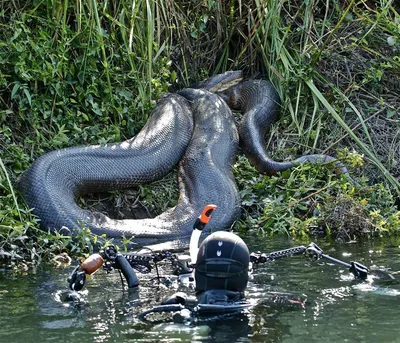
[18, 71, 352, 249]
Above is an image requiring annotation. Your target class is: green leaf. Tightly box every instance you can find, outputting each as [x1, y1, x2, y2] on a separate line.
[23, 87, 32, 106]
[11, 82, 21, 99]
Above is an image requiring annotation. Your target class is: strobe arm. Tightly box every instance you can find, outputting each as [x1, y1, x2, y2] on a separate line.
[305, 242, 369, 279]
[250, 242, 369, 279]
[250, 245, 307, 264]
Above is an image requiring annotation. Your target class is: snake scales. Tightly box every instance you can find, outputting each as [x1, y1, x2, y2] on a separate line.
[18, 72, 351, 249]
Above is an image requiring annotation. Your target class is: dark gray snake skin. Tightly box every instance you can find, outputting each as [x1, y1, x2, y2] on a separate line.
[219, 79, 353, 178]
[18, 89, 240, 249]
[18, 73, 352, 249]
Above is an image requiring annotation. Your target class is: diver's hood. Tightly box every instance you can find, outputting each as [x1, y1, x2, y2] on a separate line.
[195, 231, 250, 293]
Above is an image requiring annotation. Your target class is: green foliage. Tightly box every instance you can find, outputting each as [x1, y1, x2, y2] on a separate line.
[234, 155, 400, 239]
[1, 8, 171, 150]
[0, 1, 174, 264]
[0, 0, 399, 266]
[234, 155, 342, 237]
[139, 172, 179, 214]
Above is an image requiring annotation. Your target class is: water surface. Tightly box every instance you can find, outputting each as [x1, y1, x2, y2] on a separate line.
[1, 236, 400, 342]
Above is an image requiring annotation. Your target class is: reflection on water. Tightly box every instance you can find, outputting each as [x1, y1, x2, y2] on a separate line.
[1, 236, 400, 342]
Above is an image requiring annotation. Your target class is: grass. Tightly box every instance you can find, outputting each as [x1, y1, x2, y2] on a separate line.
[0, 0, 399, 265]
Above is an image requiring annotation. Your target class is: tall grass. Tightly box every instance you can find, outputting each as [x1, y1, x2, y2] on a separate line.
[244, 0, 400, 194]
[2, 0, 399, 182]
[0, 0, 399, 261]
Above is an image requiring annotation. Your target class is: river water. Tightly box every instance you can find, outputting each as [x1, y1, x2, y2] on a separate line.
[1, 235, 400, 343]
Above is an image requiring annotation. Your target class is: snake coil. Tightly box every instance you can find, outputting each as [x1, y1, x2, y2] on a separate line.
[18, 72, 353, 249]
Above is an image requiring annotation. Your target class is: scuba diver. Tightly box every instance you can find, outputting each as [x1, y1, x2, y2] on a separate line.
[66, 204, 395, 323]
[152, 229, 253, 323]
[67, 205, 257, 322]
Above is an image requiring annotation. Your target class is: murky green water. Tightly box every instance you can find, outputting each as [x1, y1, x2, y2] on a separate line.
[1, 236, 400, 343]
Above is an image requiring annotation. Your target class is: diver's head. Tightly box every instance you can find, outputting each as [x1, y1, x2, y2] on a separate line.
[195, 231, 250, 294]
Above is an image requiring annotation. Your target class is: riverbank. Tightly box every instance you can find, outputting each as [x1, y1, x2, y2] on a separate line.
[0, 1, 399, 265]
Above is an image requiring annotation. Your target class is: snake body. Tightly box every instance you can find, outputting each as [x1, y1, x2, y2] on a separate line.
[18, 89, 240, 248]
[18, 72, 352, 249]
[219, 79, 353, 178]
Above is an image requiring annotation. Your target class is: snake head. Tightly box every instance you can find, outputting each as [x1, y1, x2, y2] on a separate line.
[190, 71, 243, 92]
